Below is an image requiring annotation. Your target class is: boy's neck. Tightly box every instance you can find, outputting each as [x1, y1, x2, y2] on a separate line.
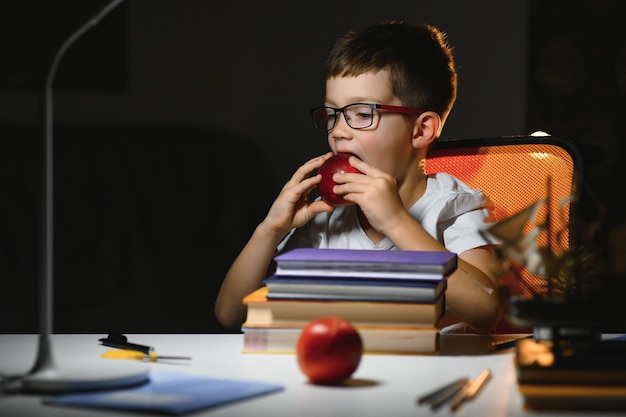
[398, 166, 429, 209]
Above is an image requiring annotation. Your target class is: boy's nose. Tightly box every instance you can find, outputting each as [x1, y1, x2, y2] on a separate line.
[330, 112, 353, 137]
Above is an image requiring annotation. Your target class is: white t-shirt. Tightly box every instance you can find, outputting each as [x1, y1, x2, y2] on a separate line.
[277, 172, 496, 255]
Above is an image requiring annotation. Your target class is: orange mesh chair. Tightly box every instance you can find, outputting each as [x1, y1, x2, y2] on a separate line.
[425, 135, 583, 333]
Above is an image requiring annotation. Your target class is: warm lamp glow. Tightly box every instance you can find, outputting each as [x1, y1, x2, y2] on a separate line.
[529, 152, 551, 160]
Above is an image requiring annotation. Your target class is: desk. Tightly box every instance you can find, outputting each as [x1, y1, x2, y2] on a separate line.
[0, 333, 616, 417]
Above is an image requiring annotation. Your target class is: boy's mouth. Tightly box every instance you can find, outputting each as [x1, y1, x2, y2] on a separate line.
[336, 151, 358, 159]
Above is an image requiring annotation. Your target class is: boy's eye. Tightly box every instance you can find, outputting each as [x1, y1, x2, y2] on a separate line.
[353, 111, 372, 120]
[347, 109, 373, 124]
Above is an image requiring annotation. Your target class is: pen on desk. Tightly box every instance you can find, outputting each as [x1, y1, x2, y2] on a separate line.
[449, 368, 491, 411]
[491, 335, 532, 351]
[427, 379, 469, 410]
[101, 349, 191, 362]
[416, 377, 469, 405]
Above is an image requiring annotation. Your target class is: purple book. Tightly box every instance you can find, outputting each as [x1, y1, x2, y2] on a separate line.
[273, 248, 457, 279]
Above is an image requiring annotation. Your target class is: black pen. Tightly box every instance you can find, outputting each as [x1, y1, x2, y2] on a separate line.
[490, 335, 532, 351]
[427, 379, 469, 409]
[417, 377, 469, 405]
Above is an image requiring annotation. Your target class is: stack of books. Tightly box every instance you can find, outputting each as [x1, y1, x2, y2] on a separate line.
[241, 248, 457, 354]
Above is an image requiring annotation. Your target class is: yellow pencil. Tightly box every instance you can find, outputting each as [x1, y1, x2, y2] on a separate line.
[101, 349, 191, 361]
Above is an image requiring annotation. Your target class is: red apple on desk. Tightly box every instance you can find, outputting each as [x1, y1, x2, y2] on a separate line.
[296, 316, 363, 385]
[318, 153, 362, 206]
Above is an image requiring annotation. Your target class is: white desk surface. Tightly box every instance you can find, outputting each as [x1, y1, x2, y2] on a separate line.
[0, 333, 618, 417]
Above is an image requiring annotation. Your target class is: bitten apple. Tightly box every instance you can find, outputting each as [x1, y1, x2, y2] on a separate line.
[296, 316, 363, 385]
[318, 153, 362, 206]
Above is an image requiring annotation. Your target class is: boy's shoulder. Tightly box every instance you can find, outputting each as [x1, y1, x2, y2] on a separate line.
[421, 173, 489, 211]
[427, 172, 479, 194]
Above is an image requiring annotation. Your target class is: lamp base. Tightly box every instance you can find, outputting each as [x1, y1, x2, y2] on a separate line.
[22, 360, 150, 393]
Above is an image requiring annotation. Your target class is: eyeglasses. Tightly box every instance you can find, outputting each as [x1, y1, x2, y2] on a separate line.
[310, 103, 424, 132]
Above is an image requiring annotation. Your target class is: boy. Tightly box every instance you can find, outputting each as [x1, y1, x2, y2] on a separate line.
[215, 21, 502, 333]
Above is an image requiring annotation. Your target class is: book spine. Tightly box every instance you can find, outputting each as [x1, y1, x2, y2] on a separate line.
[242, 326, 439, 354]
[274, 267, 447, 280]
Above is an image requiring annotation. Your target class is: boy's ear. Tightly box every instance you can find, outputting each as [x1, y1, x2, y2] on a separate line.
[412, 111, 442, 148]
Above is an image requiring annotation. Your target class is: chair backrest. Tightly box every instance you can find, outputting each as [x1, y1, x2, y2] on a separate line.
[425, 135, 583, 332]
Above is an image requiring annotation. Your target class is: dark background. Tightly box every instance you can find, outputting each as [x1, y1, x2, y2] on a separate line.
[0, 0, 624, 333]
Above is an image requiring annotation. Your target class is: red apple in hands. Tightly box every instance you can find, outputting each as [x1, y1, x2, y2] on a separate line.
[296, 316, 363, 385]
[318, 153, 362, 206]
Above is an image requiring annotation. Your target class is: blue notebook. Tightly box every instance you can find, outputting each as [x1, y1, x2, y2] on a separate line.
[44, 370, 284, 415]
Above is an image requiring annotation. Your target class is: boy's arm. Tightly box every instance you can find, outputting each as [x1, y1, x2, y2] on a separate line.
[214, 222, 285, 329]
[382, 212, 502, 333]
[446, 248, 502, 333]
[330, 163, 501, 331]
[214, 153, 335, 330]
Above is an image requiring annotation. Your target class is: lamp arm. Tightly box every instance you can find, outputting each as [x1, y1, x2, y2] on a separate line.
[32, 0, 127, 376]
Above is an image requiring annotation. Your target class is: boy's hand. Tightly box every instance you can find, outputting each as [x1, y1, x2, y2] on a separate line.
[263, 153, 335, 235]
[331, 156, 408, 233]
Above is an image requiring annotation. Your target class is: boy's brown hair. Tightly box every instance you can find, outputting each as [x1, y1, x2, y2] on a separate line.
[324, 21, 457, 124]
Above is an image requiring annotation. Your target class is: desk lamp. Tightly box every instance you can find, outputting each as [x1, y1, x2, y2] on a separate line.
[20, 0, 149, 392]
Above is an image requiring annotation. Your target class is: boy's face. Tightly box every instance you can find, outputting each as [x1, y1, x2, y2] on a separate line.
[324, 70, 419, 181]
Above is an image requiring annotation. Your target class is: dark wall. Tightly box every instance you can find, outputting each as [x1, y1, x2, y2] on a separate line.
[2, 1, 625, 332]
[0, 123, 275, 333]
[0, 0, 530, 185]
[527, 0, 626, 272]
[0, 1, 531, 333]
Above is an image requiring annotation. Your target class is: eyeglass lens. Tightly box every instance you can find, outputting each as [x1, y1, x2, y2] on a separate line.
[312, 104, 376, 132]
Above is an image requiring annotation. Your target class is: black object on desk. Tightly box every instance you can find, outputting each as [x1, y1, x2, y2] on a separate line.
[98, 334, 154, 354]
[417, 377, 469, 409]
